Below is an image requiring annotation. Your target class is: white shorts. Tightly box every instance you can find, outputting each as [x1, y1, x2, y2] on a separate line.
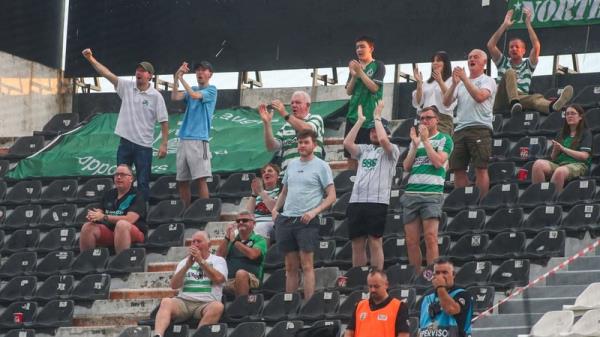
[176, 140, 212, 181]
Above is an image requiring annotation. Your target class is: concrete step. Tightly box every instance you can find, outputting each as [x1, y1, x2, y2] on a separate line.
[546, 270, 600, 286]
[329, 160, 351, 171]
[567, 256, 600, 271]
[520, 285, 587, 299]
[472, 313, 543, 329]
[110, 271, 172, 290]
[56, 325, 148, 337]
[498, 297, 575, 314]
[471, 326, 531, 337]
[324, 137, 343, 145]
[110, 288, 176, 300]
[74, 298, 159, 326]
[148, 262, 177, 273]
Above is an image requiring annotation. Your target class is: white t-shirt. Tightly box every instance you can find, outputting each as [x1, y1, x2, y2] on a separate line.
[114, 79, 169, 148]
[175, 254, 228, 302]
[412, 78, 457, 117]
[451, 74, 496, 132]
[350, 144, 401, 204]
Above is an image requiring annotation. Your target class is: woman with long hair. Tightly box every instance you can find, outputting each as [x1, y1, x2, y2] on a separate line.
[247, 163, 281, 244]
[532, 104, 592, 192]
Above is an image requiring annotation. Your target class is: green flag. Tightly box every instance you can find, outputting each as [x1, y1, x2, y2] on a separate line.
[508, 0, 600, 29]
[7, 100, 348, 179]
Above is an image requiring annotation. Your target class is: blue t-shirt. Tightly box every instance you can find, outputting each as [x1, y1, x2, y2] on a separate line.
[282, 157, 333, 217]
[179, 85, 218, 140]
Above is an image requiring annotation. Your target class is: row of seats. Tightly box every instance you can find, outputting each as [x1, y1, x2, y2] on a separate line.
[0, 300, 74, 330]
[0, 274, 110, 304]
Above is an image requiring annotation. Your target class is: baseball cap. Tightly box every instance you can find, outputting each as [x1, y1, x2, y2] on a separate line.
[136, 61, 155, 74]
[193, 61, 214, 72]
[367, 118, 392, 135]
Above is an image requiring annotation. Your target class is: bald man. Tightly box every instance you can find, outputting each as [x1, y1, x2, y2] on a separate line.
[153, 231, 227, 337]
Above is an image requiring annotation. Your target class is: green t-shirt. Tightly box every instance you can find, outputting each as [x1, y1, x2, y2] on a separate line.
[346, 60, 385, 127]
[226, 232, 268, 282]
[405, 132, 454, 194]
[555, 130, 593, 166]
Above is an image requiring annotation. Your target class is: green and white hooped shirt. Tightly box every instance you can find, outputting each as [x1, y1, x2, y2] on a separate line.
[405, 132, 454, 194]
[176, 254, 228, 302]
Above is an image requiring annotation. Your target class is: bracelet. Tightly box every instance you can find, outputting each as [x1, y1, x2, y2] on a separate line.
[284, 114, 291, 121]
[251, 194, 258, 198]
[374, 118, 382, 121]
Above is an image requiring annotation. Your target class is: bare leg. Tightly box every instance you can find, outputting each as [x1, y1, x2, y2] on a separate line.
[197, 177, 209, 199]
[113, 220, 134, 254]
[178, 180, 192, 208]
[367, 236, 384, 271]
[532, 159, 552, 184]
[234, 269, 251, 296]
[79, 222, 101, 251]
[422, 218, 440, 265]
[550, 166, 570, 193]
[475, 168, 490, 197]
[198, 301, 224, 326]
[351, 237, 368, 267]
[453, 169, 469, 189]
[299, 251, 315, 301]
[154, 298, 185, 336]
[404, 219, 423, 274]
[284, 252, 301, 293]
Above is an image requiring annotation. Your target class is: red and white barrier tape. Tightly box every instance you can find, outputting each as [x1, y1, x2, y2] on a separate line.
[471, 238, 600, 322]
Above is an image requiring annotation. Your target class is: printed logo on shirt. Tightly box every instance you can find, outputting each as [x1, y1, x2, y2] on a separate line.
[142, 99, 149, 106]
[361, 158, 378, 170]
[366, 68, 375, 77]
[377, 314, 388, 321]
[359, 312, 367, 320]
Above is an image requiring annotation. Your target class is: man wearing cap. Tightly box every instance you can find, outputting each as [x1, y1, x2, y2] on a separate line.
[81, 48, 169, 201]
[343, 101, 400, 272]
[171, 61, 218, 206]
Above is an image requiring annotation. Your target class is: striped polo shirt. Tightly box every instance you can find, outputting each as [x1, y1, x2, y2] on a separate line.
[495, 54, 536, 94]
[176, 254, 228, 302]
[405, 132, 453, 194]
[275, 113, 324, 171]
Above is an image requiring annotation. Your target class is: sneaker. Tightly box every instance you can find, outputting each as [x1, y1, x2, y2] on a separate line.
[510, 102, 523, 114]
[552, 85, 574, 112]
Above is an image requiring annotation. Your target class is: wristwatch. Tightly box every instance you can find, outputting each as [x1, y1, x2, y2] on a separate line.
[103, 215, 109, 222]
[284, 114, 291, 121]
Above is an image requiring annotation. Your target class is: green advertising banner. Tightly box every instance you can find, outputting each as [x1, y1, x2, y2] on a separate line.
[508, 0, 600, 29]
[7, 100, 348, 179]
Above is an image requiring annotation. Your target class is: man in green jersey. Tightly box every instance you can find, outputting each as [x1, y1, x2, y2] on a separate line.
[401, 106, 453, 274]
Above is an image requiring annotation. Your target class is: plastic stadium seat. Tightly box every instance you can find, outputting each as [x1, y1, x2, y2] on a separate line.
[164, 324, 189, 337]
[467, 286, 495, 314]
[558, 309, 600, 337]
[330, 192, 351, 219]
[515, 161, 536, 185]
[106, 248, 146, 275]
[488, 161, 515, 185]
[192, 324, 227, 337]
[485, 231, 526, 260]
[490, 138, 510, 161]
[383, 237, 409, 265]
[192, 174, 222, 197]
[455, 261, 492, 288]
[524, 229, 565, 260]
[0, 136, 44, 160]
[561, 204, 600, 237]
[318, 216, 335, 238]
[263, 244, 285, 270]
[229, 321, 266, 337]
[4, 204, 42, 230]
[33, 274, 74, 301]
[333, 170, 356, 195]
[223, 294, 264, 322]
[71, 273, 111, 301]
[296, 290, 340, 320]
[71, 248, 109, 276]
[585, 108, 600, 133]
[37, 227, 76, 253]
[262, 292, 301, 322]
[384, 213, 403, 238]
[331, 219, 349, 242]
[573, 85, 600, 107]
[391, 118, 417, 144]
[261, 269, 286, 296]
[331, 240, 354, 268]
[518, 182, 556, 209]
[40, 179, 78, 204]
[490, 259, 530, 289]
[499, 111, 539, 137]
[34, 113, 80, 138]
[37, 203, 78, 229]
[0, 181, 6, 202]
[143, 223, 184, 249]
[508, 136, 547, 162]
[522, 205, 563, 235]
[314, 240, 336, 267]
[0, 301, 38, 329]
[534, 110, 565, 136]
[31, 299, 74, 328]
[3, 229, 39, 254]
[182, 198, 222, 225]
[388, 188, 403, 212]
[443, 209, 485, 238]
[75, 178, 113, 204]
[266, 320, 303, 337]
[119, 326, 153, 337]
[335, 290, 368, 319]
[36, 250, 74, 277]
[147, 199, 185, 225]
[419, 235, 450, 257]
[337, 266, 370, 293]
[0, 252, 37, 279]
[0, 160, 9, 177]
[530, 310, 574, 337]
[593, 135, 600, 158]
[386, 264, 415, 288]
[479, 183, 518, 210]
[2, 180, 42, 205]
[389, 288, 417, 311]
[447, 233, 489, 262]
[557, 179, 596, 206]
[492, 114, 503, 134]
[442, 186, 480, 213]
[5, 330, 35, 337]
[483, 207, 524, 235]
[563, 283, 600, 311]
[0, 276, 36, 304]
[149, 175, 179, 202]
[217, 172, 255, 198]
[299, 320, 341, 337]
[391, 167, 404, 189]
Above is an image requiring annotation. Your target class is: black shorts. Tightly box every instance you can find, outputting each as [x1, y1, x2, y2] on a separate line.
[275, 215, 320, 253]
[344, 119, 372, 158]
[346, 203, 388, 239]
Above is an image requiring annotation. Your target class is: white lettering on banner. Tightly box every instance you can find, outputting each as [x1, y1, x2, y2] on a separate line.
[77, 156, 169, 175]
[516, 0, 600, 25]
[219, 113, 262, 126]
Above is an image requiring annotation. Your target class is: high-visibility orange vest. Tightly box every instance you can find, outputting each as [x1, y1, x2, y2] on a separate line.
[354, 297, 402, 337]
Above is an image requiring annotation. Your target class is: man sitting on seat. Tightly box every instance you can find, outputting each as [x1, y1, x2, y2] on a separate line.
[79, 164, 147, 253]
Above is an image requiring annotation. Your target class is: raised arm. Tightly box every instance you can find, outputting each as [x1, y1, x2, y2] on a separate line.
[258, 104, 280, 152]
[457, 67, 491, 103]
[343, 105, 366, 158]
[271, 100, 312, 132]
[487, 10, 514, 64]
[346, 60, 358, 95]
[171, 62, 188, 101]
[373, 101, 394, 154]
[82, 48, 118, 87]
[443, 70, 460, 108]
[523, 8, 541, 65]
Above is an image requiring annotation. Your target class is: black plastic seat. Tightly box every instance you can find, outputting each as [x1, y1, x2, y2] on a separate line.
[229, 321, 265, 337]
[36, 250, 74, 277]
[261, 269, 286, 296]
[318, 216, 335, 238]
[301, 320, 341, 337]
[3, 229, 40, 254]
[561, 203, 600, 237]
[263, 243, 285, 270]
[119, 326, 153, 337]
[5, 329, 35, 337]
[37, 227, 76, 253]
[314, 240, 336, 267]
[147, 199, 185, 225]
[331, 240, 354, 268]
[192, 174, 222, 197]
[586, 108, 600, 133]
[515, 161, 536, 185]
[217, 173, 255, 198]
[34, 113, 80, 138]
[149, 175, 179, 202]
[0, 252, 37, 279]
[40, 179, 78, 204]
[338, 266, 370, 293]
[2, 180, 42, 205]
[0, 301, 38, 329]
[143, 223, 184, 249]
[489, 259, 530, 289]
[467, 286, 495, 314]
[31, 299, 74, 327]
[391, 118, 417, 144]
[4, 204, 42, 230]
[223, 294, 264, 322]
[518, 182, 556, 209]
[333, 170, 356, 195]
[383, 236, 408, 265]
[262, 292, 301, 321]
[331, 219, 349, 241]
[0, 161, 9, 178]
[388, 188, 404, 212]
[593, 134, 600, 158]
[389, 287, 417, 311]
[573, 85, 600, 107]
[71, 248, 109, 276]
[492, 114, 503, 134]
[0, 276, 36, 304]
[330, 192, 351, 219]
[37, 203, 78, 229]
[483, 207, 524, 235]
[454, 261, 492, 287]
[488, 161, 515, 185]
[0, 136, 44, 160]
[490, 138, 510, 161]
[386, 264, 415, 288]
[524, 229, 565, 260]
[0, 181, 7, 202]
[266, 320, 304, 337]
[192, 323, 228, 337]
[508, 136, 547, 162]
[499, 111, 539, 137]
[71, 273, 111, 301]
[383, 213, 403, 238]
[296, 290, 340, 320]
[106, 248, 146, 275]
[182, 198, 222, 225]
[534, 109, 565, 136]
[479, 183, 518, 210]
[443, 209, 485, 238]
[33, 274, 74, 301]
[522, 205, 563, 235]
[557, 179, 596, 206]
[442, 186, 480, 213]
[447, 233, 489, 262]
[485, 231, 526, 260]
[74, 178, 113, 204]
[335, 290, 369, 319]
